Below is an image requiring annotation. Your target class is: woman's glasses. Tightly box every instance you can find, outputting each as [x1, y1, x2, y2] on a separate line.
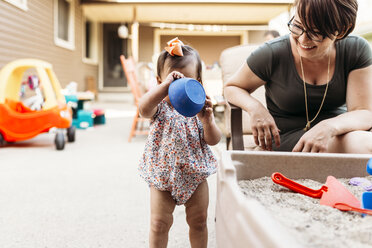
[287, 16, 325, 42]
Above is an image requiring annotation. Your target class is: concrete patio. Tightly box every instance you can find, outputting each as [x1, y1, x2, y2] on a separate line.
[0, 94, 224, 248]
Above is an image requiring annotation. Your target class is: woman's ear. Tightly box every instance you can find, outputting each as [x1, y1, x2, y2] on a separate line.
[336, 24, 352, 40]
[335, 32, 345, 40]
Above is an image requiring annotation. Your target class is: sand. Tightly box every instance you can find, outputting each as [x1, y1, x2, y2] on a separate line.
[239, 176, 372, 248]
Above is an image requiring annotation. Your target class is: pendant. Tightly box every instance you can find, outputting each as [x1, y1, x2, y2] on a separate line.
[304, 122, 311, 131]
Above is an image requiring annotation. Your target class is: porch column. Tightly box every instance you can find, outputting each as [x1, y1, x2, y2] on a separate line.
[131, 21, 139, 62]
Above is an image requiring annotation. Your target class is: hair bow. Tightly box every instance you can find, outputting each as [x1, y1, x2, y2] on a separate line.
[164, 37, 184, 56]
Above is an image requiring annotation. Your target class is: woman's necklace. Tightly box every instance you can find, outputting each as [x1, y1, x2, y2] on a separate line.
[298, 47, 331, 131]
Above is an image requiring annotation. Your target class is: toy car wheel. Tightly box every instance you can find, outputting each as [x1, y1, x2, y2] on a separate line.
[0, 133, 6, 147]
[67, 125, 76, 142]
[55, 131, 65, 150]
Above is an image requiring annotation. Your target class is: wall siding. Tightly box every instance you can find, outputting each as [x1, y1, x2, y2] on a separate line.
[0, 0, 98, 90]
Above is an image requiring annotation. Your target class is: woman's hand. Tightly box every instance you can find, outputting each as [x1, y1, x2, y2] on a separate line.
[250, 105, 280, 151]
[292, 121, 334, 152]
[197, 95, 214, 124]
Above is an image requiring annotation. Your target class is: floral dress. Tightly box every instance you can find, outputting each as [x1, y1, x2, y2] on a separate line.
[139, 100, 217, 205]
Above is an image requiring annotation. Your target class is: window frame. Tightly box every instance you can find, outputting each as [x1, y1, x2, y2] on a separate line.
[82, 18, 99, 65]
[2, 0, 28, 11]
[54, 0, 75, 50]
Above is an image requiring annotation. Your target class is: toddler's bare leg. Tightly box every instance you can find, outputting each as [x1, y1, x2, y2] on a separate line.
[184, 181, 209, 248]
[150, 187, 176, 248]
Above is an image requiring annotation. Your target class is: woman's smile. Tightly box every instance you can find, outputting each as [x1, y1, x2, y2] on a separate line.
[299, 42, 316, 50]
[295, 37, 317, 51]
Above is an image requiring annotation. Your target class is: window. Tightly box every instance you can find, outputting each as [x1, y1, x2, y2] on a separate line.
[4, 0, 28, 11]
[54, 0, 75, 50]
[83, 19, 98, 64]
[85, 21, 91, 58]
[2, 0, 27, 10]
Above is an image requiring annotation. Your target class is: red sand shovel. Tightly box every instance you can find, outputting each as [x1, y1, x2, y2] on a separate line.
[271, 172, 372, 215]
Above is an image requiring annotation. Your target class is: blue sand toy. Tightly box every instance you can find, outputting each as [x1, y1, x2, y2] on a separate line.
[168, 78, 206, 117]
[367, 158, 372, 175]
[362, 191, 372, 211]
[361, 158, 372, 212]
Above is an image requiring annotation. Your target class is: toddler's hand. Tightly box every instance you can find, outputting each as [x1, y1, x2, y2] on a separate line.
[197, 96, 214, 124]
[163, 71, 184, 86]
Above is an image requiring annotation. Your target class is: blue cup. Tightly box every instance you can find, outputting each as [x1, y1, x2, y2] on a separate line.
[168, 78, 206, 117]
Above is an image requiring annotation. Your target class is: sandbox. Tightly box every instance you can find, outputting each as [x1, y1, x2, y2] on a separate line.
[216, 151, 371, 248]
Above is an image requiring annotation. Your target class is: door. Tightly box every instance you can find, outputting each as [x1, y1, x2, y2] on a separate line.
[103, 23, 128, 90]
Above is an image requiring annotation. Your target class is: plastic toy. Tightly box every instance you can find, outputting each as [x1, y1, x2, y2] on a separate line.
[73, 109, 94, 129]
[367, 157, 372, 175]
[65, 93, 98, 129]
[362, 158, 372, 212]
[362, 192, 372, 212]
[22, 75, 44, 111]
[272, 172, 362, 212]
[168, 78, 205, 117]
[0, 59, 75, 150]
[93, 109, 106, 125]
[349, 177, 372, 191]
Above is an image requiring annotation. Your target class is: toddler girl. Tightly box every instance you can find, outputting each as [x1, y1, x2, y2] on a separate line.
[138, 37, 221, 248]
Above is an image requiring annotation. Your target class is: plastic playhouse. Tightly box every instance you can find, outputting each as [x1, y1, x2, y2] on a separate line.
[0, 59, 75, 150]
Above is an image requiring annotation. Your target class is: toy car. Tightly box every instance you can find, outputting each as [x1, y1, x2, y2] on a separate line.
[0, 59, 75, 150]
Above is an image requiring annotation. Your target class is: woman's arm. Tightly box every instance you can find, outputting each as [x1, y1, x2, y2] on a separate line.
[323, 65, 372, 134]
[224, 63, 265, 109]
[224, 63, 280, 150]
[293, 65, 372, 152]
[139, 71, 183, 118]
[335, 65, 372, 132]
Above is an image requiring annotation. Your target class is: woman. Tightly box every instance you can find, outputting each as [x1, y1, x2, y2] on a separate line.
[224, 0, 372, 153]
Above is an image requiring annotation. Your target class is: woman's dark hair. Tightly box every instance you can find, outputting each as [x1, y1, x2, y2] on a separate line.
[157, 45, 202, 82]
[294, 0, 357, 40]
